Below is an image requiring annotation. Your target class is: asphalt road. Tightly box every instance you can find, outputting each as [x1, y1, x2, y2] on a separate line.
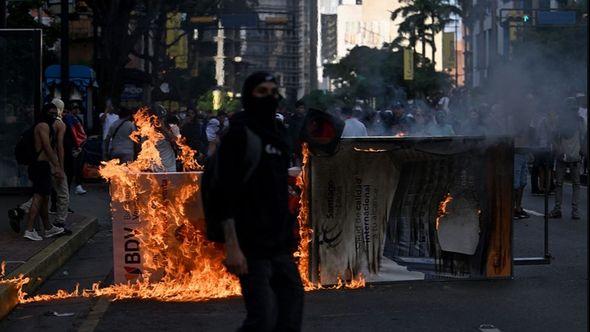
[1, 183, 587, 332]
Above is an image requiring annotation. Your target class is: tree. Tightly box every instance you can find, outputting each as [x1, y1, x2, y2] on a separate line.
[86, 0, 259, 110]
[426, 0, 461, 63]
[323, 46, 452, 107]
[391, 0, 431, 62]
[391, 0, 461, 65]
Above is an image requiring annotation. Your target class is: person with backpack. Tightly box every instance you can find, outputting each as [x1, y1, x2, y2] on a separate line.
[18, 103, 65, 241]
[203, 72, 303, 331]
[46, 98, 72, 226]
[102, 107, 137, 163]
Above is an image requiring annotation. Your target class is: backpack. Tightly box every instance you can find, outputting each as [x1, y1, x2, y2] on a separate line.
[201, 127, 262, 243]
[14, 120, 55, 166]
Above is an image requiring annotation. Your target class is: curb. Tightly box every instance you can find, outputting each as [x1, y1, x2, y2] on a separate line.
[0, 216, 99, 320]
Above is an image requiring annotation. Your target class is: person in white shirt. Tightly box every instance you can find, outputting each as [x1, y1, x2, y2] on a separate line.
[205, 111, 228, 156]
[341, 107, 368, 137]
[99, 101, 120, 143]
[576, 93, 587, 126]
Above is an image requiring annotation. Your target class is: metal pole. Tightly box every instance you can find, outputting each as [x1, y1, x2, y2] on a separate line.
[0, 0, 6, 28]
[455, 20, 459, 86]
[60, 0, 70, 103]
[544, 157, 550, 259]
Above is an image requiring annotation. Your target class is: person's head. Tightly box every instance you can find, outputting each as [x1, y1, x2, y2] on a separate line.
[241, 72, 280, 120]
[70, 103, 82, 115]
[41, 102, 58, 122]
[51, 98, 64, 118]
[217, 110, 228, 121]
[392, 102, 404, 118]
[167, 113, 179, 126]
[564, 96, 578, 113]
[118, 107, 133, 119]
[295, 99, 306, 115]
[340, 107, 354, 119]
[576, 93, 587, 108]
[186, 108, 196, 121]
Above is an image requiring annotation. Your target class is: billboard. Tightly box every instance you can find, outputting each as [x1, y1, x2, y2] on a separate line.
[403, 48, 414, 80]
[111, 172, 204, 284]
[308, 137, 513, 284]
[442, 32, 456, 70]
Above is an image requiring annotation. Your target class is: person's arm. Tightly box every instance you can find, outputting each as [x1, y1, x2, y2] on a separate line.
[55, 120, 66, 169]
[36, 124, 64, 178]
[222, 218, 248, 276]
[102, 124, 115, 160]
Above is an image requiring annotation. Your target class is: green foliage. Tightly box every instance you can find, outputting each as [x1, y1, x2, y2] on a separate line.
[300, 90, 343, 111]
[197, 89, 241, 114]
[391, 0, 461, 62]
[323, 46, 451, 107]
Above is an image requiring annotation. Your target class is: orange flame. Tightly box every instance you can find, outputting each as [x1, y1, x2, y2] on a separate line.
[295, 144, 366, 290]
[436, 193, 453, 230]
[353, 147, 388, 153]
[4, 109, 364, 304]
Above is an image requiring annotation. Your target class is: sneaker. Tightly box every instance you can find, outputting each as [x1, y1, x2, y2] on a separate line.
[53, 222, 65, 228]
[572, 211, 580, 220]
[8, 207, 23, 233]
[24, 229, 43, 241]
[74, 185, 87, 195]
[44, 226, 65, 238]
[518, 210, 530, 219]
[548, 209, 562, 219]
[513, 210, 523, 220]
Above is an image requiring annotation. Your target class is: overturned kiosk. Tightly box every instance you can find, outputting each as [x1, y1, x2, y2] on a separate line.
[105, 109, 514, 301]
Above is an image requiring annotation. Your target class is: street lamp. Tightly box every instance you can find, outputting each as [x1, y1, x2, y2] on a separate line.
[234, 56, 242, 63]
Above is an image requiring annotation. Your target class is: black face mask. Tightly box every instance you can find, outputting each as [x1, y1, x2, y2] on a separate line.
[248, 95, 279, 120]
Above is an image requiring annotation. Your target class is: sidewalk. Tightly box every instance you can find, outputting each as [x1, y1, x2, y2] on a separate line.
[0, 191, 98, 319]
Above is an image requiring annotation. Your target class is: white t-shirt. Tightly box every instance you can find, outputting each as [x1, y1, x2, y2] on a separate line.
[342, 118, 368, 137]
[578, 107, 587, 126]
[206, 118, 221, 142]
[100, 113, 120, 140]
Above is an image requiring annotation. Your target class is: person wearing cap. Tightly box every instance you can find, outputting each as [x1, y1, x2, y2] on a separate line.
[216, 72, 304, 331]
[549, 97, 587, 220]
[48, 98, 71, 226]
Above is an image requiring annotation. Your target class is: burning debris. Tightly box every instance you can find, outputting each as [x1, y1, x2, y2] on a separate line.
[436, 193, 454, 231]
[1, 107, 364, 305]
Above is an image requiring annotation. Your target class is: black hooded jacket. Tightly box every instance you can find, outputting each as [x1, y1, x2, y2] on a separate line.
[213, 73, 295, 258]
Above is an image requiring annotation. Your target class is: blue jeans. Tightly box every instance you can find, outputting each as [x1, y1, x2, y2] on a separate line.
[514, 153, 528, 190]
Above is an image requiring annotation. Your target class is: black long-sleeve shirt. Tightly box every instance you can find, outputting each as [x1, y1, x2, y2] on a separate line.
[215, 114, 295, 258]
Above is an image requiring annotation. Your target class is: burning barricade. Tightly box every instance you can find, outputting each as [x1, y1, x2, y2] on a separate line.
[1, 108, 512, 305]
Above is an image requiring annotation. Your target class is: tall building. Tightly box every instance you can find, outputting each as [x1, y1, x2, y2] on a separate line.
[317, 0, 448, 90]
[461, 0, 581, 88]
[230, 0, 317, 103]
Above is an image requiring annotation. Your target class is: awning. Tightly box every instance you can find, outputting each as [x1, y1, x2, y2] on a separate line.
[44, 64, 99, 90]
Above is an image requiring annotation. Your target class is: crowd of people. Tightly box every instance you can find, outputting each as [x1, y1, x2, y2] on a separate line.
[5, 69, 587, 331]
[8, 84, 588, 234]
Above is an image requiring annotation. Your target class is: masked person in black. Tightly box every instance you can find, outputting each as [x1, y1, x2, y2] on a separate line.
[216, 72, 304, 332]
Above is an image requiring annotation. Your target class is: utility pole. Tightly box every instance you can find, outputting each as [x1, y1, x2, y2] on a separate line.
[214, 20, 225, 88]
[60, 0, 70, 103]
